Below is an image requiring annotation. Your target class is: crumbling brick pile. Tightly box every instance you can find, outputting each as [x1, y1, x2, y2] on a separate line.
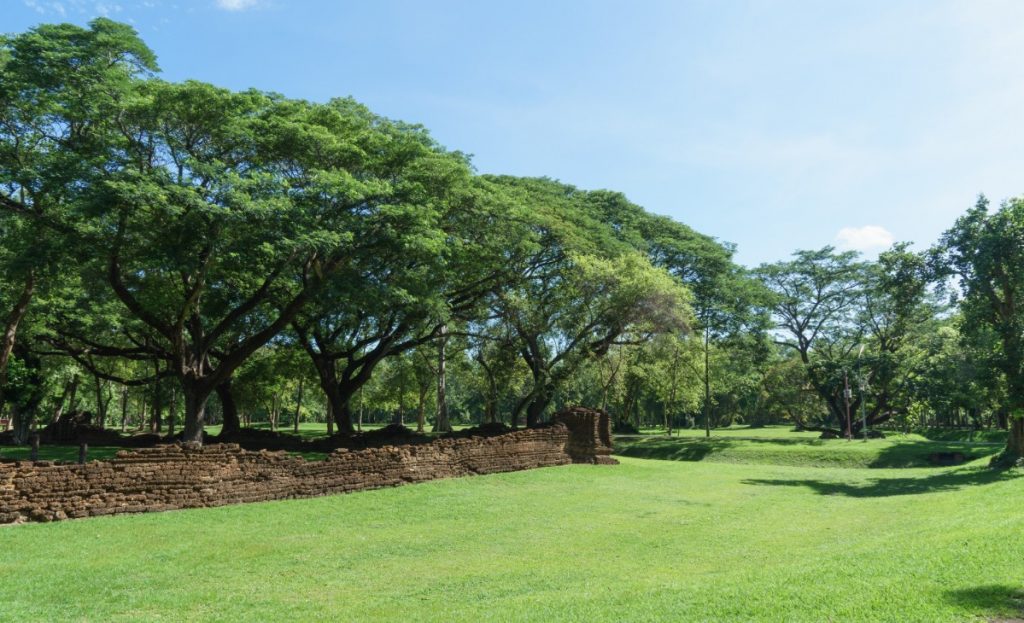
[0, 410, 615, 524]
[554, 406, 617, 464]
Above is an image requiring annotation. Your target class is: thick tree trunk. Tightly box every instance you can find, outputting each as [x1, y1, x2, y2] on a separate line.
[181, 383, 213, 444]
[332, 392, 355, 434]
[10, 404, 32, 445]
[216, 380, 240, 438]
[525, 385, 553, 428]
[1005, 416, 1024, 462]
[310, 356, 355, 435]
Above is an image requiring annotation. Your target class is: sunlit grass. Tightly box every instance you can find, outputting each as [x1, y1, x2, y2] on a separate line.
[1, 446, 1022, 621]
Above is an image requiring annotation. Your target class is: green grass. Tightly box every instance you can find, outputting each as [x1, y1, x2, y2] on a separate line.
[615, 435, 1002, 469]
[1, 445, 1023, 621]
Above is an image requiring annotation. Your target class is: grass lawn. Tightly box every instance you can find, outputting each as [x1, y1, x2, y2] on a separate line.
[1, 438, 1022, 621]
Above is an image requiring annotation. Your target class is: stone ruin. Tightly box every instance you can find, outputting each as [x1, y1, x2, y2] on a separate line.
[0, 407, 616, 524]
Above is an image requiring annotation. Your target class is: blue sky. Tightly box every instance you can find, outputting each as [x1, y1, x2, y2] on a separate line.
[7, 0, 1024, 265]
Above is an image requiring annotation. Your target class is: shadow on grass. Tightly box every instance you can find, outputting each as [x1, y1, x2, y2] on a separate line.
[742, 466, 1022, 498]
[867, 441, 999, 469]
[945, 585, 1024, 621]
[615, 438, 737, 461]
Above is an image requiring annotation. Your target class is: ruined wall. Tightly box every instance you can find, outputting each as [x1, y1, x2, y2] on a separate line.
[0, 411, 615, 524]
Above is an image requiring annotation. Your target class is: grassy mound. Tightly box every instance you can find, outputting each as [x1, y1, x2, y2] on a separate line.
[614, 436, 1001, 469]
[1, 456, 1022, 621]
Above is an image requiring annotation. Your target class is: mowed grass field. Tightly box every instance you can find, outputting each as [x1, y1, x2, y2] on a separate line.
[1, 431, 1022, 622]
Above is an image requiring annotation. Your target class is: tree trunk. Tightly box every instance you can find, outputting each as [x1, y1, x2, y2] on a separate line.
[433, 324, 452, 432]
[704, 325, 711, 438]
[52, 376, 79, 424]
[93, 376, 108, 430]
[269, 393, 279, 431]
[10, 403, 32, 445]
[168, 386, 177, 437]
[525, 384, 553, 428]
[181, 383, 212, 445]
[217, 380, 240, 438]
[357, 388, 363, 432]
[417, 386, 427, 433]
[293, 377, 304, 434]
[311, 356, 354, 435]
[1005, 415, 1024, 462]
[120, 385, 129, 432]
[0, 269, 35, 412]
[149, 374, 163, 434]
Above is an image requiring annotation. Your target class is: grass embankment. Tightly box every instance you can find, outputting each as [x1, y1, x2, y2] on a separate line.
[1, 440, 1023, 621]
[615, 434, 1001, 469]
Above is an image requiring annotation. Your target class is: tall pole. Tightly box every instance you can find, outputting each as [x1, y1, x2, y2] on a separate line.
[844, 370, 852, 441]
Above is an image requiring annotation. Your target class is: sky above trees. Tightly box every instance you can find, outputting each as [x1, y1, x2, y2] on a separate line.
[7, 0, 1024, 266]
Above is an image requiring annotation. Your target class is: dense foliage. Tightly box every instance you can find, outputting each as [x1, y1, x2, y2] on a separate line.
[1, 19, 1022, 462]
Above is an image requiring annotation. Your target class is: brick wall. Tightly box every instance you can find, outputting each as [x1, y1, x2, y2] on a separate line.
[0, 410, 615, 524]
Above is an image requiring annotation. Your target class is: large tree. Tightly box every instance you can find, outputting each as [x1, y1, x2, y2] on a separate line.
[935, 196, 1024, 464]
[64, 84, 422, 444]
[290, 154, 497, 435]
[481, 177, 690, 427]
[0, 19, 158, 440]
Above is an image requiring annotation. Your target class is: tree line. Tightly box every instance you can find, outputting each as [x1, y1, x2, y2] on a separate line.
[1, 20, 1022, 464]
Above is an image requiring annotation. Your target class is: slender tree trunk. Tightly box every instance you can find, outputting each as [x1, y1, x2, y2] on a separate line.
[168, 386, 177, 437]
[357, 387, 363, 432]
[53, 376, 79, 424]
[269, 393, 280, 431]
[217, 380, 240, 438]
[120, 385, 129, 432]
[293, 377, 304, 434]
[487, 377, 497, 424]
[138, 399, 147, 432]
[149, 372, 163, 434]
[397, 372, 406, 426]
[93, 376, 107, 429]
[433, 324, 452, 432]
[704, 325, 711, 438]
[417, 385, 427, 433]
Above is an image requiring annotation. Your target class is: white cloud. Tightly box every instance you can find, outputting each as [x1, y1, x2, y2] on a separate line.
[835, 225, 894, 253]
[215, 0, 259, 10]
[23, 0, 66, 15]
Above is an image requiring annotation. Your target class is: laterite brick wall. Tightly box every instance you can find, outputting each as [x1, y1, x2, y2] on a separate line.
[0, 410, 615, 524]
